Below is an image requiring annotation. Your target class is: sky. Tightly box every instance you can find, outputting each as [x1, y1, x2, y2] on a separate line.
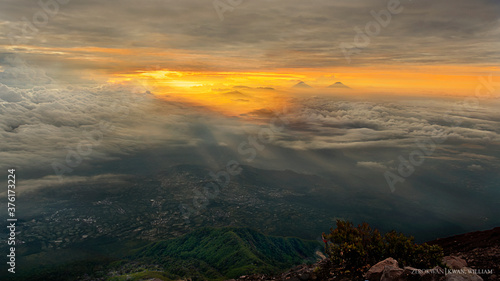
[0, 0, 499, 238]
[1, 0, 499, 92]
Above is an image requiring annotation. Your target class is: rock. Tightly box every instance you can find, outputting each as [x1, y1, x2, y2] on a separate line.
[400, 267, 422, 281]
[444, 270, 483, 281]
[443, 256, 468, 269]
[299, 273, 311, 280]
[364, 257, 399, 281]
[421, 266, 445, 281]
[380, 266, 404, 281]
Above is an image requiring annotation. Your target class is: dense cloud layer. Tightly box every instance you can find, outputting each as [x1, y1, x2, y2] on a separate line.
[1, 57, 499, 184]
[0, 57, 211, 174]
[279, 96, 500, 150]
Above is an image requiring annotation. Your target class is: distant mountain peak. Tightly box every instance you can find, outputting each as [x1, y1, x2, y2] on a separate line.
[328, 82, 350, 89]
[293, 81, 312, 88]
[222, 90, 248, 97]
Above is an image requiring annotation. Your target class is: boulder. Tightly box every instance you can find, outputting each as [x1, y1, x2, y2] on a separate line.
[380, 266, 404, 281]
[364, 257, 399, 281]
[421, 266, 445, 281]
[299, 273, 311, 280]
[443, 256, 468, 269]
[444, 270, 483, 281]
[399, 267, 422, 281]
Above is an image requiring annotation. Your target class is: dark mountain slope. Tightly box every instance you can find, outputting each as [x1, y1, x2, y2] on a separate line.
[428, 227, 500, 280]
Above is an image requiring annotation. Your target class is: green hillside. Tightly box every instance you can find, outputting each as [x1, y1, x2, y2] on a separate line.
[126, 227, 321, 280]
[6, 227, 321, 281]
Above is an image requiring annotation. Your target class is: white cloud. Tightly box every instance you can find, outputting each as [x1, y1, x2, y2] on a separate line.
[467, 164, 484, 171]
[0, 57, 209, 173]
[0, 173, 129, 197]
[270, 96, 500, 151]
[356, 161, 387, 170]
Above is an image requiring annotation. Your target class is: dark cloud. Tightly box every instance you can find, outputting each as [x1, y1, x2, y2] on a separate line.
[0, 0, 499, 75]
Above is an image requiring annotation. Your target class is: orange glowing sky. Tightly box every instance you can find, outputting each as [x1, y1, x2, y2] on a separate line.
[102, 63, 499, 115]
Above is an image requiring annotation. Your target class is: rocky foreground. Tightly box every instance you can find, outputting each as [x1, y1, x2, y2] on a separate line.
[428, 227, 500, 281]
[226, 227, 500, 281]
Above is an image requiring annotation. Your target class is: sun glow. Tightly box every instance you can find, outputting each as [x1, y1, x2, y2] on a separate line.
[107, 65, 500, 116]
[108, 69, 300, 116]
